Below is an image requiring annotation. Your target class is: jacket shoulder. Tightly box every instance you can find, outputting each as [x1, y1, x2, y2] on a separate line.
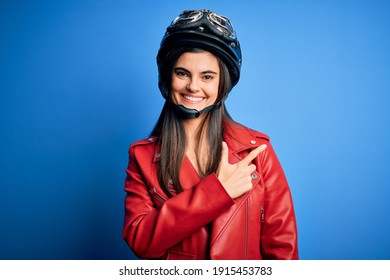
[248, 128, 270, 142]
[225, 121, 270, 142]
[130, 136, 158, 149]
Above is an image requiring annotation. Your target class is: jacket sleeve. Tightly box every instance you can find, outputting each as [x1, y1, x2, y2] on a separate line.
[122, 145, 235, 259]
[259, 141, 299, 259]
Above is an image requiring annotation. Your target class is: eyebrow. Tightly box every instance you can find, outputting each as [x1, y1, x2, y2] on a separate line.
[174, 67, 218, 75]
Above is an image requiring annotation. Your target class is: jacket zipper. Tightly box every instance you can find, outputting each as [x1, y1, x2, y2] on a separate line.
[261, 205, 265, 223]
[151, 188, 166, 204]
[244, 200, 248, 259]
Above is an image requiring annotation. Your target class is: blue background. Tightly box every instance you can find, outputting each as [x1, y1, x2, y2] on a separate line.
[1, 0, 389, 260]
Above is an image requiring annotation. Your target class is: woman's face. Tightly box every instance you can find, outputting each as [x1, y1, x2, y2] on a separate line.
[170, 51, 220, 112]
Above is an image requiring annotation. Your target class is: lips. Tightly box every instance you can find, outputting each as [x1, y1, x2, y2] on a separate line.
[181, 94, 204, 103]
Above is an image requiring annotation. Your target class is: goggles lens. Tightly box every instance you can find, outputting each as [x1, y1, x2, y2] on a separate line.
[172, 10, 203, 25]
[208, 13, 236, 39]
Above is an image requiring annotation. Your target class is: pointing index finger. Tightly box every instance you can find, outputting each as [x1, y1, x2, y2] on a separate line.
[241, 144, 267, 165]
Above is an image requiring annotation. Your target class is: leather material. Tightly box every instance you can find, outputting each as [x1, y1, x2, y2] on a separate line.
[123, 121, 298, 259]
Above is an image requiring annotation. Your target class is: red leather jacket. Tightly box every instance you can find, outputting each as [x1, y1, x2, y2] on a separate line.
[123, 122, 298, 259]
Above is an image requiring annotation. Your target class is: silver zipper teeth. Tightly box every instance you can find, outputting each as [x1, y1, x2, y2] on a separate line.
[153, 191, 166, 203]
[261, 206, 265, 223]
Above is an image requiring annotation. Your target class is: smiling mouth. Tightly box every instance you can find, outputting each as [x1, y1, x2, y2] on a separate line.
[181, 94, 205, 103]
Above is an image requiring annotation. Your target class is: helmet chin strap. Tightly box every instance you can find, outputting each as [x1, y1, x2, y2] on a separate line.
[171, 100, 223, 119]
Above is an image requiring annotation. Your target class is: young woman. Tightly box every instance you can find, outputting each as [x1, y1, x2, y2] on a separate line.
[123, 9, 298, 260]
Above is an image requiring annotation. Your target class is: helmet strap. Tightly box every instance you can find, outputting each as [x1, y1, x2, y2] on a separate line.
[171, 99, 224, 119]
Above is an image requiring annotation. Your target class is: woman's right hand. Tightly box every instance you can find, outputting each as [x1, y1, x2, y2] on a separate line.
[217, 141, 267, 199]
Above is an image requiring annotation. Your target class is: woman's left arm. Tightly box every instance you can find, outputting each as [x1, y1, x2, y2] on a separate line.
[259, 141, 299, 260]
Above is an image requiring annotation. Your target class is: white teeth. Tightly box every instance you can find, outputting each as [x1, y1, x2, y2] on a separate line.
[183, 95, 203, 102]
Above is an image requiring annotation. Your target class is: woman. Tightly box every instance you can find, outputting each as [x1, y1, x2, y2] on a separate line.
[123, 9, 298, 260]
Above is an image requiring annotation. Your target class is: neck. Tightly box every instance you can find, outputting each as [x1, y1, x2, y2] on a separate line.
[183, 116, 205, 148]
[182, 115, 210, 176]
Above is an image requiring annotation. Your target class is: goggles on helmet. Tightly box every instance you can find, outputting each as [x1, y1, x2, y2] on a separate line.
[171, 10, 237, 40]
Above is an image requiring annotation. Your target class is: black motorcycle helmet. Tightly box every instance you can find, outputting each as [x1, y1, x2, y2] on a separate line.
[157, 9, 242, 103]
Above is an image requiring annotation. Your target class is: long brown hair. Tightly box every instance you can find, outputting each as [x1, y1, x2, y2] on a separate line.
[151, 48, 234, 197]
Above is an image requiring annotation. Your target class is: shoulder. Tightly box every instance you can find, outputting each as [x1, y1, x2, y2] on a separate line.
[247, 127, 270, 142]
[128, 136, 159, 159]
[224, 121, 270, 142]
[130, 136, 158, 149]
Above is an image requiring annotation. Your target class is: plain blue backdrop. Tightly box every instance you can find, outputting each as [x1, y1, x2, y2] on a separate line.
[1, 0, 389, 260]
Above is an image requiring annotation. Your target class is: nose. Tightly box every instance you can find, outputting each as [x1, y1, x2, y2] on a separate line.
[186, 78, 200, 93]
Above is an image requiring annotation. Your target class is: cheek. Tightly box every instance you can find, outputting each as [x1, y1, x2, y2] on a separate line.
[206, 81, 219, 98]
[171, 77, 184, 91]
[170, 78, 183, 101]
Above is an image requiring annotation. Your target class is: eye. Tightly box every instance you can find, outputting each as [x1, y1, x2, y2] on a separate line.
[175, 70, 189, 77]
[203, 75, 214, 80]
